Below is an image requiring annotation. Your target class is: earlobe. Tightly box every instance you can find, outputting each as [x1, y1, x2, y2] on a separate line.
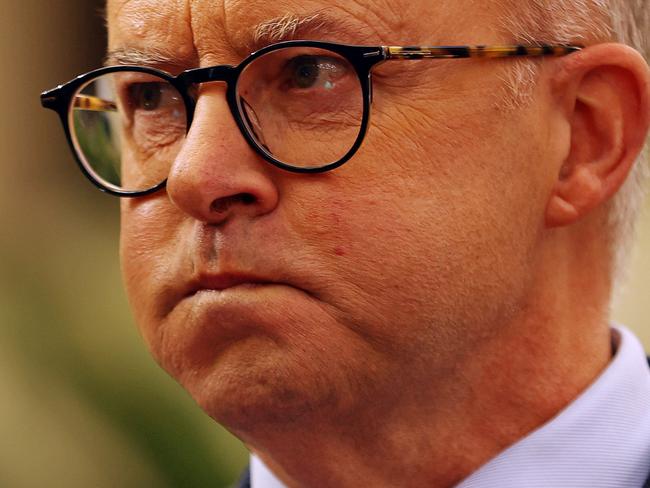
[545, 43, 650, 229]
[546, 166, 604, 227]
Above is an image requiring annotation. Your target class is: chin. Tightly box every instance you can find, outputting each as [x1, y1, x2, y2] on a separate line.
[182, 338, 346, 433]
[142, 288, 386, 432]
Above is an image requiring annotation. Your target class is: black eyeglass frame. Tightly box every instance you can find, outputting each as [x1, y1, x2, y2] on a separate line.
[41, 40, 582, 197]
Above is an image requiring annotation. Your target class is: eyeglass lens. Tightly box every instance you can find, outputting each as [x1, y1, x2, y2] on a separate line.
[69, 46, 364, 193]
[70, 71, 186, 193]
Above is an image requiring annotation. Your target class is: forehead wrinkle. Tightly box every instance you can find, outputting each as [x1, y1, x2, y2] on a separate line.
[190, 0, 237, 65]
[107, 0, 137, 20]
[108, 0, 197, 66]
[332, 0, 403, 42]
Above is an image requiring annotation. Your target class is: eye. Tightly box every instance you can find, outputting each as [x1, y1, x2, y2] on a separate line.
[127, 82, 179, 111]
[284, 55, 349, 91]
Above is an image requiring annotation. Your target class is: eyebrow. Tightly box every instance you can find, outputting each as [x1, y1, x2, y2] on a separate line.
[235, 11, 382, 55]
[105, 11, 382, 68]
[104, 47, 196, 69]
[253, 13, 325, 44]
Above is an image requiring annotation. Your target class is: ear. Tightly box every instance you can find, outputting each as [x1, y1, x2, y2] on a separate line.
[545, 43, 650, 228]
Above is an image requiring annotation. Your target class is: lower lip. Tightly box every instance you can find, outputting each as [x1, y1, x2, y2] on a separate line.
[179, 282, 307, 318]
[165, 283, 317, 350]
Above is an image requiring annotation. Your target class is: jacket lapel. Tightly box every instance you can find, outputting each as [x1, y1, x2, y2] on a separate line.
[236, 466, 251, 488]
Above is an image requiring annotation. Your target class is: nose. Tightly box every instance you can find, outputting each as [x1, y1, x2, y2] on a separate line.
[166, 87, 279, 225]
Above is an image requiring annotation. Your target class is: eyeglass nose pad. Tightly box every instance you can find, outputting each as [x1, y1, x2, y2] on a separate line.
[240, 97, 272, 155]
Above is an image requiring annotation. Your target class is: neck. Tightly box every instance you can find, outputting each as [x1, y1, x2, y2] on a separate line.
[243, 324, 612, 487]
[238, 236, 614, 488]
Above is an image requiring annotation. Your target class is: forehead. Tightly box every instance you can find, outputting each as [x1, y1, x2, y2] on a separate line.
[107, 0, 505, 66]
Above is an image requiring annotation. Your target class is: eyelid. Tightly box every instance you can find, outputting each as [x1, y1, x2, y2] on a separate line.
[284, 54, 349, 73]
[113, 72, 171, 85]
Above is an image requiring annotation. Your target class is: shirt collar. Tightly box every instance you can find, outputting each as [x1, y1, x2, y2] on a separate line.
[251, 326, 650, 488]
[251, 454, 286, 488]
[458, 325, 650, 488]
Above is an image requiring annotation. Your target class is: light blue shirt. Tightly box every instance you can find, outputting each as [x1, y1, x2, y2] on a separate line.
[251, 326, 650, 487]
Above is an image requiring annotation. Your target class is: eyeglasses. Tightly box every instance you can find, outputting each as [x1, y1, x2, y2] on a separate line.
[40, 40, 581, 197]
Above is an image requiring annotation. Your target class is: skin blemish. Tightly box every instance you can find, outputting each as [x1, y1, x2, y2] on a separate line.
[334, 246, 346, 256]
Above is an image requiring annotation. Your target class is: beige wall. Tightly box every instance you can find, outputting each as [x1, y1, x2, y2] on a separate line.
[613, 201, 650, 343]
[1, 1, 246, 486]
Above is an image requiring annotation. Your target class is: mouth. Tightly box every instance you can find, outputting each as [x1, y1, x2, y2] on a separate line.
[160, 267, 317, 321]
[185, 272, 280, 297]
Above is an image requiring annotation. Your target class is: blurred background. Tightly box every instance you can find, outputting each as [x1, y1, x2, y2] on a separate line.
[1, 1, 248, 487]
[1, 1, 648, 487]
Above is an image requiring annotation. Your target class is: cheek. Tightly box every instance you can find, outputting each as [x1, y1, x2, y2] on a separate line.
[120, 196, 182, 344]
[368, 75, 549, 225]
[281, 86, 548, 344]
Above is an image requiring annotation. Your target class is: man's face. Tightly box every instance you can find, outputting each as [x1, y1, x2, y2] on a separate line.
[113, 0, 556, 434]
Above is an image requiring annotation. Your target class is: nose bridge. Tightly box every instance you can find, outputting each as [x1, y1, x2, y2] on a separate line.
[178, 64, 240, 141]
[167, 63, 280, 225]
[179, 64, 237, 86]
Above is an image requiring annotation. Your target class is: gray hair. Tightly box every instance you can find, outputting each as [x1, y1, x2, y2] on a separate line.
[502, 0, 649, 295]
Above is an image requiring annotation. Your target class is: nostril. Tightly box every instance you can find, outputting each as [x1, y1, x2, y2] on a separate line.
[240, 193, 255, 205]
[209, 193, 256, 214]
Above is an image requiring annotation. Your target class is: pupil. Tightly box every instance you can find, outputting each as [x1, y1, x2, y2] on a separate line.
[294, 58, 319, 88]
[140, 84, 161, 110]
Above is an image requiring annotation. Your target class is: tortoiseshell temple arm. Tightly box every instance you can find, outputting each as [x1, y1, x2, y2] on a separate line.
[384, 45, 583, 60]
[73, 94, 117, 112]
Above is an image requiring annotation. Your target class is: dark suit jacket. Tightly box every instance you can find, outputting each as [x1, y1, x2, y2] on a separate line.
[237, 468, 250, 488]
